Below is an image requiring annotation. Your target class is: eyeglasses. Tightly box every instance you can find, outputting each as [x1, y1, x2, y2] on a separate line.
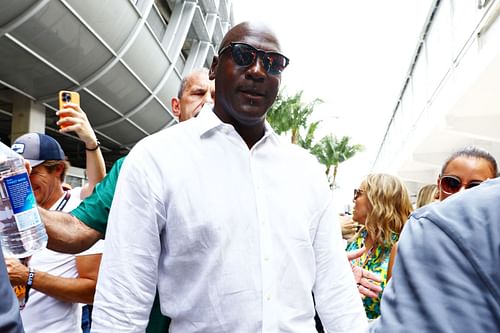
[218, 42, 290, 75]
[439, 175, 483, 195]
[353, 188, 364, 200]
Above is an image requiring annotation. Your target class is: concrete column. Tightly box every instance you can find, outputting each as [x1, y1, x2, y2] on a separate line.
[192, 41, 212, 69]
[183, 40, 201, 76]
[162, 0, 197, 59]
[11, 93, 45, 144]
[182, 10, 217, 76]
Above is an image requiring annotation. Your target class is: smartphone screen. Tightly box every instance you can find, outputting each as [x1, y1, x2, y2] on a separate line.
[58, 91, 80, 128]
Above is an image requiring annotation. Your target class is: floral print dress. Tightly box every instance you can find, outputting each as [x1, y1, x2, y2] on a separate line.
[346, 229, 398, 319]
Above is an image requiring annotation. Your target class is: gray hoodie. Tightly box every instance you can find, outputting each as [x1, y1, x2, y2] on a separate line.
[370, 177, 500, 332]
[0, 247, 24, 333]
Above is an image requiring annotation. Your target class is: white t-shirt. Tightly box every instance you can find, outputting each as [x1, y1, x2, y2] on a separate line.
[21, 187, 104, 333]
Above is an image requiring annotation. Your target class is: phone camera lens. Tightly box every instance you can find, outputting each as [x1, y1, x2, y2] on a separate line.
[62, 93, 71, 103]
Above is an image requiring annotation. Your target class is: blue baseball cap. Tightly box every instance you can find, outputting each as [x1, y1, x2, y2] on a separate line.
[11, 133, 65, 167]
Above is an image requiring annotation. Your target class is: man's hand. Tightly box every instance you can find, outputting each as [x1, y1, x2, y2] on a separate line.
[347, 247, 383, 298]
[24, 159, 32, 174]
[5, 257, 29, 286]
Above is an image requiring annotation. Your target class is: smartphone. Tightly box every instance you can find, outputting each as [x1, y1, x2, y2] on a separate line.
[58, 91, 80, 128]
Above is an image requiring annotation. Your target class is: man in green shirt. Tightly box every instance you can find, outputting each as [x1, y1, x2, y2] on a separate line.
[38, 68, 215, 332]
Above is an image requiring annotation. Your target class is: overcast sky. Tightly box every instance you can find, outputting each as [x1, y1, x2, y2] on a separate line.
[231, 0, 434, 208]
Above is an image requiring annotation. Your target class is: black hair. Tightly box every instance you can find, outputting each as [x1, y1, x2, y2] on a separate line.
[441, 146, 498, 177]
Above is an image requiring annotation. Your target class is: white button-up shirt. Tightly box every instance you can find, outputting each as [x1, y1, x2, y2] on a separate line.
[92, 106, 366, 333]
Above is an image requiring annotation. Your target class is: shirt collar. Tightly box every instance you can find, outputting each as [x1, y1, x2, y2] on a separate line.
[196, 104, 222, 137]
[195, 104, 278, 144]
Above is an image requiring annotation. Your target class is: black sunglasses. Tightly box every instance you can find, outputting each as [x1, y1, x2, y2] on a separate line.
[218, 42, 290, 75]
[353, 188, 364, 200]
[439, 175, 483, 195]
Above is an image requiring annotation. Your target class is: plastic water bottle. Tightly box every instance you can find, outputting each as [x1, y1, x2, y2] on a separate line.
[0, 141, 47, 258]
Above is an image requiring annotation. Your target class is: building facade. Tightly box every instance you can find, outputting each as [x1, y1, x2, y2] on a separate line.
[0, 0, 233, 171]
[373, 0, 500, 196]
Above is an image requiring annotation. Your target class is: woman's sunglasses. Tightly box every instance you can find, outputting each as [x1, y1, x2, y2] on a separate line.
[218, 42, 290, 75]
[353, 188, 364, 200]
[439, 175, 483, 195]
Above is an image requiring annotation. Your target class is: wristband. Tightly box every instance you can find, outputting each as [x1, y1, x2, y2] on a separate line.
[85, 140, 100, 151]
[23, 267, 35, 307]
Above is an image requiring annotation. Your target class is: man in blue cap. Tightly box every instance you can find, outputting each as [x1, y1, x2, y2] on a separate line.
[6, 132, 104, 333]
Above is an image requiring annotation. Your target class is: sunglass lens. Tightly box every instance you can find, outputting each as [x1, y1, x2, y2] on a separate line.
[232, 44, 256, 66]
[441, 176, 461, 194]
[266, 54, 288, 75]
[466, 181, 482, 189]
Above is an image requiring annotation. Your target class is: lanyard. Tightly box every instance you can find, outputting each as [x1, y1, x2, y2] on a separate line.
[55, 190, 71, 211]
[20, 190, 71, 311]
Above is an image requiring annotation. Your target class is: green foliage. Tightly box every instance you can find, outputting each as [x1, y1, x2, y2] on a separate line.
[267, 90, 322, 144]
[311, 135, 364, 189]
[267, 89, 363, 189]
[297, 121, 321, 150]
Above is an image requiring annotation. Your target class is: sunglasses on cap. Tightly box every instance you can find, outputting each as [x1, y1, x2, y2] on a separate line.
[218, 42, 290, 75]
[439, 175, 483, 195]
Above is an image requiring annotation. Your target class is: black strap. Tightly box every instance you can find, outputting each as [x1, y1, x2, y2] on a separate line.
[21, 267, 35, 310]
[55, 190, 71, 211]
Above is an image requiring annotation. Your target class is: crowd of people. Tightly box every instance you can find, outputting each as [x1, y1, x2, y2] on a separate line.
[1, 21, 499, 333]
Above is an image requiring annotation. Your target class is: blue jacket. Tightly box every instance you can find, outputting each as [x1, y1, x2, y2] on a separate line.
[370, 177, 500, 332]
[0, 247, 24, 332]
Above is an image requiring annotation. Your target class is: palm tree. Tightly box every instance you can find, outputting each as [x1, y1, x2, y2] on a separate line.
[312, 135, 364, 189]
[297, 120, 321, 150]
[267, 90, 322, 144]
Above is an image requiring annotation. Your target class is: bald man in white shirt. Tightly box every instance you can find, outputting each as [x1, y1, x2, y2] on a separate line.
[92, 22, 366, 333]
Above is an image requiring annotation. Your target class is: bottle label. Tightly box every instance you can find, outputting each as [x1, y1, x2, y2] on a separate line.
[4, 173, 41, 231]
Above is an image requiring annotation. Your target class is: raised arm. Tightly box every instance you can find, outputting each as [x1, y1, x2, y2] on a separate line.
[57, 102, 106, 198]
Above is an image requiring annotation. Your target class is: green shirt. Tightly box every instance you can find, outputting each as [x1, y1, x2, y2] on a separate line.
[71, 157, 125, 234]
[71, 156, 169, 332]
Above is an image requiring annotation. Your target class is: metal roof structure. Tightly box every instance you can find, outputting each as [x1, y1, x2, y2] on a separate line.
[0, 0, 233, 169]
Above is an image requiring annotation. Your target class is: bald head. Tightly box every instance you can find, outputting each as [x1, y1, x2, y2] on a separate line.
[208, 21, 287, 148]
[219, 22, 282, 52]
[171, 68, 215, 122]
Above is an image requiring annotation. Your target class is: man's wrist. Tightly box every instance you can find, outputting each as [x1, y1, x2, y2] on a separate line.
[26, 267, 35, 287]
[24, 267, 35, 306]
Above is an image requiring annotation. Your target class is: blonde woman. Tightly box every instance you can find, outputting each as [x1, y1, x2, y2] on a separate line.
[416, 184, 438, 208]
[346, 173, 413, 319]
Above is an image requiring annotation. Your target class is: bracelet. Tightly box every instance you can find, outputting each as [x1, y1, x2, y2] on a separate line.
[24, 267, 35, 306]
[85, 140, 100, 151]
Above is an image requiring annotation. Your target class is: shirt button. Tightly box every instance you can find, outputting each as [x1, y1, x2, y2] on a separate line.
[264, 256, 269, 261]
[266, 294, 271, 301]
